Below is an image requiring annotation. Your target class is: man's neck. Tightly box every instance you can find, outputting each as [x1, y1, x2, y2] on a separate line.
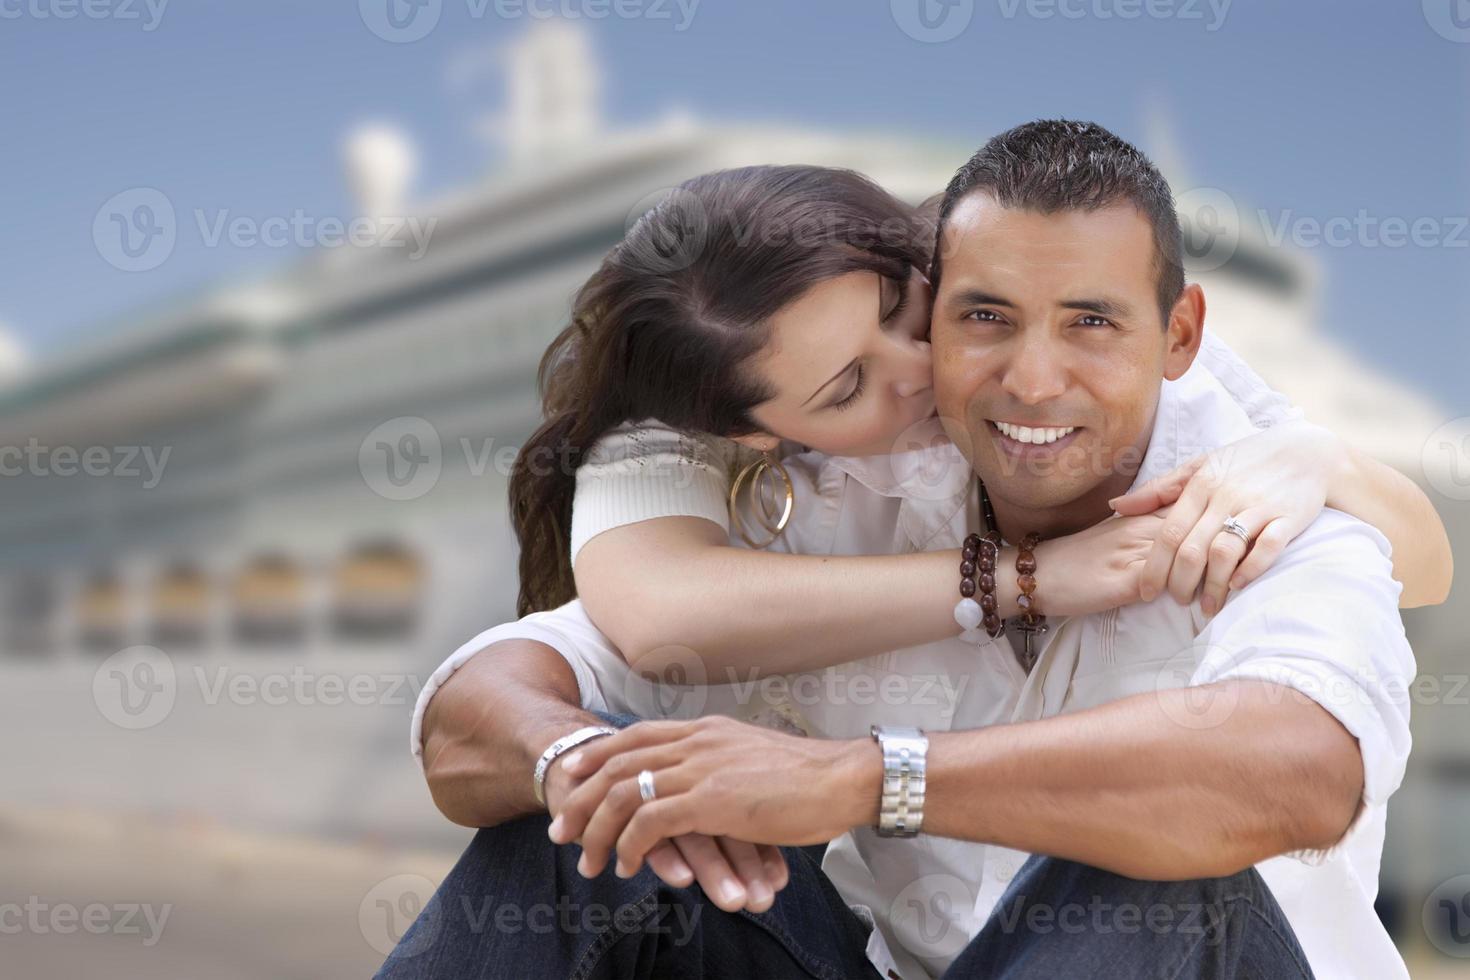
[988, 473, 1134, 543]
[985, 421, 1157, 543]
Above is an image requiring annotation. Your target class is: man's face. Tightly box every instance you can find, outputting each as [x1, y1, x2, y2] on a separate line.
[931, 193, 1198, 527]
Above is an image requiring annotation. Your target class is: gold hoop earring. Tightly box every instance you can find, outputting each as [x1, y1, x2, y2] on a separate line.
[729, 452, 795, 549]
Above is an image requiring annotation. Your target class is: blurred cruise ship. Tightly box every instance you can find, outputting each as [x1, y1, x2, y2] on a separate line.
[0, 22, 1462, 922]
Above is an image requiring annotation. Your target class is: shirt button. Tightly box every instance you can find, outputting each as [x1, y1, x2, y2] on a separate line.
[995, 864, 1014, 883]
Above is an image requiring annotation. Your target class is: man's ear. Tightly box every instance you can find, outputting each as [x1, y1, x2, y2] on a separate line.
[1163, 283, 1206, 382]
[730, 431, 781, 454]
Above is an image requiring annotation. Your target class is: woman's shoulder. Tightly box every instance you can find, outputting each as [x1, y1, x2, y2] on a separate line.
[583, 417, 748, 475]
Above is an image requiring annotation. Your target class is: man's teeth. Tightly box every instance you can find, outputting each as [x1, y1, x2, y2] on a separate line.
[994, 421, 1077, 445]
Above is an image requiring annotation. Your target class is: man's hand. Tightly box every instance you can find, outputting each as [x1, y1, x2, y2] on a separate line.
[547, 715, 879, 882]
[542, 740, 793, 913]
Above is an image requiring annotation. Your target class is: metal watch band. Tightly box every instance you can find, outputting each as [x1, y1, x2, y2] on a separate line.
[869, 725, 928, 838]
[533, 725, 618, 805]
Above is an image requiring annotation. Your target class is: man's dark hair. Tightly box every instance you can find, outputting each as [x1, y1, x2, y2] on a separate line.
[932, 119, 1185, 325]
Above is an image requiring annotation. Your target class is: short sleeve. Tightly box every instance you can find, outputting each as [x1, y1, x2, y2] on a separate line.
[1195, 331, 1305, 429]
[1190, 509, 1415, 862]
[570, 418, 746, 566]
[410, 600, 627, 770]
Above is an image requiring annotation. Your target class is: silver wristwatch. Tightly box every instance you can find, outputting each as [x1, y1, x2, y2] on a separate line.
[533, 725, 617, 805]
[869, 725, 928, 837]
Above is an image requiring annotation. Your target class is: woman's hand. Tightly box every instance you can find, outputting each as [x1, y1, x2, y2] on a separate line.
[543, 742, 791, 913]
[1034, 512, 1166, 617]
[1109, 420, 1345, 615]
[547, 716, 875, 883]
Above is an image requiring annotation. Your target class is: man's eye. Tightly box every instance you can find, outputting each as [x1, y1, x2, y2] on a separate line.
[963, 310, 1002, 323]
[1078, 314, 1112, 327]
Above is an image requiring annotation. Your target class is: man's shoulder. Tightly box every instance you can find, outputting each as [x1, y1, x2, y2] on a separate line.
[1274, 507, 1393, 569]
[1222, 507, 1404, 624]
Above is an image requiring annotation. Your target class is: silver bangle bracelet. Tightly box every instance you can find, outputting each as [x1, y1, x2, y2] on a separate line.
[532, 725, 618, 806]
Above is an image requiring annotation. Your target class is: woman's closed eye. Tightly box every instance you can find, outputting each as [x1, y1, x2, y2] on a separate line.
[881, 273, 910, 323]
[831, 363, 867, 412]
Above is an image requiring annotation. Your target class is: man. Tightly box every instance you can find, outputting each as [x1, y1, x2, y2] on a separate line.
[381, 121, 1413, 979]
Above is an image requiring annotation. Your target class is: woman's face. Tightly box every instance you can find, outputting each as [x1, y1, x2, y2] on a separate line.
[740, 266, 937, 458]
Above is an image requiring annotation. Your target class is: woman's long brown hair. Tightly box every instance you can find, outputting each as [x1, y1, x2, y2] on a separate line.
[509, 165, 934, 615]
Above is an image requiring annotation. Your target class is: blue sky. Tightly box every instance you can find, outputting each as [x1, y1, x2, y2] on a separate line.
[3, 0, 1467, 408]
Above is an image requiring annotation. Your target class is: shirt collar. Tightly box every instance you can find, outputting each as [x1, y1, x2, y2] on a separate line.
[1127, 357, 1260, 495]
[821, 416, 974, 501]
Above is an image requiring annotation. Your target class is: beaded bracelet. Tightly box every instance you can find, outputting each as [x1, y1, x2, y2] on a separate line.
[955, 531, 1005, 642]
[1014, 531, 1048, 669]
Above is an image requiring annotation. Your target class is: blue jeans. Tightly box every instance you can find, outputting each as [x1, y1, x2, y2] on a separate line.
[374, 823, 1314, 979]
[380, 716, 1315, 980]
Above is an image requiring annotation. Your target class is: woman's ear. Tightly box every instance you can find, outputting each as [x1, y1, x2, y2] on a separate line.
[730, 431, 782, 454]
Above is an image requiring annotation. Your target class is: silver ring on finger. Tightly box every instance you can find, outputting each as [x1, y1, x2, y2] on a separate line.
[1221, 515, 1252, 545]
[637, 769, 657, 802]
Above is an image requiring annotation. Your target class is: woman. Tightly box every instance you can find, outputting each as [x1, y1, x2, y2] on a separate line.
[504, 165, 1450, 681]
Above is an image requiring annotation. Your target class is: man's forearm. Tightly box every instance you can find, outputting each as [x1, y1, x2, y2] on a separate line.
[919, 680, 1364, 879]
[422, 639, 600, 828]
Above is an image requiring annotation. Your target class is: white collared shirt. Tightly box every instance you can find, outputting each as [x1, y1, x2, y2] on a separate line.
[412, 335, 1410, 979]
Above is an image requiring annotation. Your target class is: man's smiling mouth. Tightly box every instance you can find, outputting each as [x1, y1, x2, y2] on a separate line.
[981, 417, 1087, 458]
[990, 420, 1081, 447]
